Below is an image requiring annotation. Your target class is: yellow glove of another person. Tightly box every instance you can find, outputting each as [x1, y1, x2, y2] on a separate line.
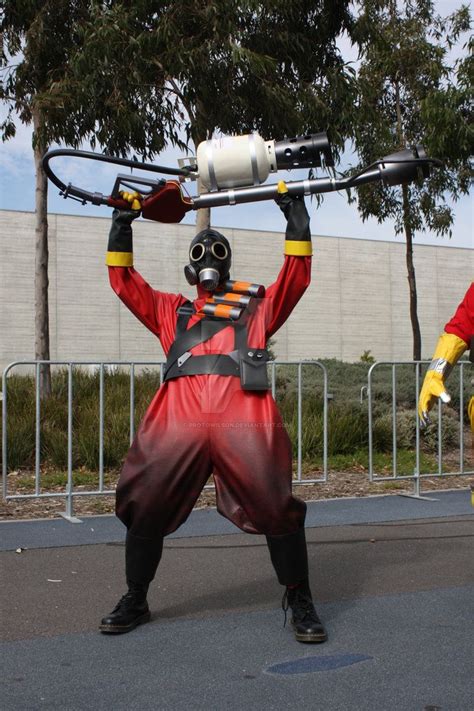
[418, 332, 467, 427]
[468, 395, 474, 435]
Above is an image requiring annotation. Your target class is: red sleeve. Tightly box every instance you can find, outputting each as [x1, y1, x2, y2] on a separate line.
[263, 255, 312, 338]
[444, 282, 474, 346]
[108, 266, 185, 346]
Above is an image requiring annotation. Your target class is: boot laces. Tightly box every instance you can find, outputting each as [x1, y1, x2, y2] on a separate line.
[112, 590, 144, 613]
[286, 587, 321, 626]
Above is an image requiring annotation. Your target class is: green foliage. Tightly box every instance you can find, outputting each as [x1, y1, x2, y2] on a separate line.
[38, 1, 357, 155]
[1, 368, 155, 471]
[372, 406, 461, 455]
[349, 0, 473, 360]
[351, 0, 473, 236]
[266, 337, 277, 361]
[1, 1, 95, 145]
[1, 381, 36, 469]
[0, 0, 358, 153]
[360, 350, 375, 363]
[371, 447, 438, 476]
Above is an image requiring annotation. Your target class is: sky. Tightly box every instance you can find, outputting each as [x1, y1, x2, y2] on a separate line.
[0, 0, 472, 250]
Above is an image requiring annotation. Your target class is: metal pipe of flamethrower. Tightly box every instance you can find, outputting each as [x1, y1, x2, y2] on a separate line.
[192, 176, 339, 210]
[191, 167, 387, 211]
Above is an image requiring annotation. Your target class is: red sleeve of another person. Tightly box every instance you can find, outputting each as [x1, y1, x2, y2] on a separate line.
[444, 283, 474, 347]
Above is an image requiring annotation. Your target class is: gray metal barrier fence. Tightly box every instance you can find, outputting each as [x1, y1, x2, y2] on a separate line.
[1, 360, 328, 522]
[367, 360, 473, 499]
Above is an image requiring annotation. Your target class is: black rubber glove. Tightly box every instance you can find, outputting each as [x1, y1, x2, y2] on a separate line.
[107, 208, 139, 254]
[107, 190, 142, 260]
[275, 181, 311, 242]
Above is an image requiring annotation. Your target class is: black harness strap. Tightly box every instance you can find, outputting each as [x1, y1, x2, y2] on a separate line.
[233, 323, 247, 352]
[175, 302, 194, 336]
[164, 354, 240, 380]
[163, 301, 243, 382]
[165, 318, 230, 370]
[163, 300, 270, 388]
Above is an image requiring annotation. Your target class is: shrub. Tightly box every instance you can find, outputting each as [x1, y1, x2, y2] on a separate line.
[281, 395, 369, 459]
[372, 414, 393, 453]
[372, 407, 460, 454]
[416, 407, 461, 454]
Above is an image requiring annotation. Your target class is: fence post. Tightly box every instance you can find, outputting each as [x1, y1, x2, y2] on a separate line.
[400, 362, 437, 501]
[130, 363, 135, 445]
[1, 383, 5, 501]
[60, 363, 82, 523]
[99, 364, 105, 492]
[296, 362, 302, 482]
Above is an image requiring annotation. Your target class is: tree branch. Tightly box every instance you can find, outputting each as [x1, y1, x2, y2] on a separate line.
[165, 77, 196, 127]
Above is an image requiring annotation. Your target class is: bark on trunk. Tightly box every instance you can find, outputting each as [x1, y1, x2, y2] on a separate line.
[392, 48, 422, 362]
[33, 108, 51, 398]
[192, 122, 211, 232]
[195, 176, 211, 232]
[402, 184, 422, 361]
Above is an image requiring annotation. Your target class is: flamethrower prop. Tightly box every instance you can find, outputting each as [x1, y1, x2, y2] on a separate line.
[43, 132, 442, 224]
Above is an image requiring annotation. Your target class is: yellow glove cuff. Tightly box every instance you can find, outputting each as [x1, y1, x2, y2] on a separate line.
[432, 332, 467, 365]
[284, 240, 313, 256]
[106, 251, 134, 267]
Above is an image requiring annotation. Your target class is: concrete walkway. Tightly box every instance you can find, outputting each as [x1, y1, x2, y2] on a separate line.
[1, 490, 473, 710]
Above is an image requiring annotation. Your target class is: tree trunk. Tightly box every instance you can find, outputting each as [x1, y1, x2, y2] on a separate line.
[192, 122, 211, 232]
[32, 108, 51, 398]
[402, 184, 422, 361]
[195, 176, 211, 232]
[393, 51, 421, 362]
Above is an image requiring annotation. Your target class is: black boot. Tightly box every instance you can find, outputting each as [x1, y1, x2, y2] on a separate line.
[99, 582, 150, 634]
[100, 532, 163, 635]
[283, 579, 327, 644]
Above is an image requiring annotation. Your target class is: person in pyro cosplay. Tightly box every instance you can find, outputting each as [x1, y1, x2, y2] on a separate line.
[418, 282, 474, 430]
[99, 181, 327, 643]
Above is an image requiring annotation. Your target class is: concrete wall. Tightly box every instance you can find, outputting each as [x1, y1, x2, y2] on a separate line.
[0, 209, 472, 372]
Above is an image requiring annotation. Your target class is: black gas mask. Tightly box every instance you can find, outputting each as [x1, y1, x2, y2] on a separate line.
[184, 229, 232, 291]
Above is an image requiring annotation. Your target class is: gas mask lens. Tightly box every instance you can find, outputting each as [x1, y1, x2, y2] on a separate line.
[211, 242, 229, 260]
[190, 243, 205, 261]
[189, 242, 228, 262]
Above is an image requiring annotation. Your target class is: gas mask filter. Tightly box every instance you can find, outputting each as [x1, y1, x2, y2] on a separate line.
[184, 229, 232, 291]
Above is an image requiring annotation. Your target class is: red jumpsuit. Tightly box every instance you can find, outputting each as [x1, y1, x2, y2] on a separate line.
[109, 255, 311, 540]
[444, 282, 474, 346]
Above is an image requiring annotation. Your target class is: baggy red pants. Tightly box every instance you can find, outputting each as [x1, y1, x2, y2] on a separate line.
[116, 375, 306, 538]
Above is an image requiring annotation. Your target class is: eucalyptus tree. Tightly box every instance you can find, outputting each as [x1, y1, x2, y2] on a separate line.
[0, 1, 196, 395]
[0, 0, 97, 396]
[55, 0, 358, 230]
[351, 0, 472, 359]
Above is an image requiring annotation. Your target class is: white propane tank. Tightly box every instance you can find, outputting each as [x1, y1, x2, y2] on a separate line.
[196, 134, 277, 191]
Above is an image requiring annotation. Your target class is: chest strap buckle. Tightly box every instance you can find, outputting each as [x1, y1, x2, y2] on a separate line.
[177, 351, 192, 368]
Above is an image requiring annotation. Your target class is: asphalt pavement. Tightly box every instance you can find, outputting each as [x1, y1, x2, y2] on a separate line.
[1, 490, 473, 711]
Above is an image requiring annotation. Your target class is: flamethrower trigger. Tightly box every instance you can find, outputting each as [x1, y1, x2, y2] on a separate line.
[42, 132, 442, 225]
